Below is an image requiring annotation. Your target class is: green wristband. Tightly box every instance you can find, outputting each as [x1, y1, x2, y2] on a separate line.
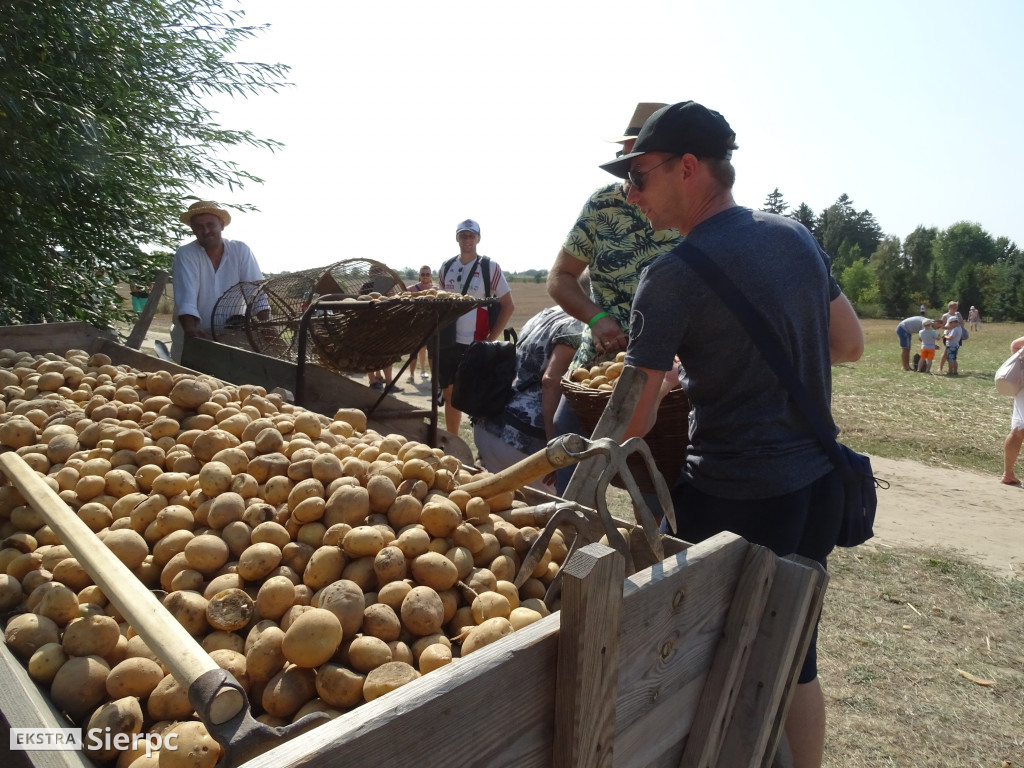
[588, 311, 610, 328]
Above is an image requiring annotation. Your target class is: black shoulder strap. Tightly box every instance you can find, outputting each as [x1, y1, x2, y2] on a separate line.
[677, 241, 846, 470]
[481, 256, 492, 299]
[440, 256, 457, 286]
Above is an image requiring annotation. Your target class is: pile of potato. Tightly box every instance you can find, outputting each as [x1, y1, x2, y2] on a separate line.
[351, 289, 475, 303]
[0, 346, 569, 768]
[567, 352, 628, 391]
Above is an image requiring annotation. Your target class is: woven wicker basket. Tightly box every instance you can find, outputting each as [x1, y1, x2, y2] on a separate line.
[561, 376, 690, 493]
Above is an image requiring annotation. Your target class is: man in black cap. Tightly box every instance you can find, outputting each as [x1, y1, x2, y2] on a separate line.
[603, 101, 864, 768]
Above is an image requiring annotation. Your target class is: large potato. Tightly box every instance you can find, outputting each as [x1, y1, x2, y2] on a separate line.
[107, 657, 166, 699]
[362, 661, 420, 702]
[314, 579, 365, 637]
[461, 617, 514, 656]
[62, 614, 121, 658]
[158, 720, 222, 768]
[262, 666, 316, 719]
[282, 608, 342, 668]
[4, 613, 60, 658]
[51, 654, 110, 722]
[85, 697, 144, 762]
[400, 586, 444, 637]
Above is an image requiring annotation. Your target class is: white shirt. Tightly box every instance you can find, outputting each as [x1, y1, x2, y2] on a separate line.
[438, 256, 512, 344]
[170, 238, 265, 360]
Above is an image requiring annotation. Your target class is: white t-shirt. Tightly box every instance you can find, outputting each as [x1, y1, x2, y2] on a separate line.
[438, 256, 512, 344]
[170, 239, 265, 360]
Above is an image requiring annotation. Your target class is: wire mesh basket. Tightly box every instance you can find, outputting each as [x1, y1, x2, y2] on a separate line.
[206, 259, 489, 375]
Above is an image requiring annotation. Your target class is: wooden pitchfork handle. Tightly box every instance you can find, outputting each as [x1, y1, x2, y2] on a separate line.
[0, 452, 245, 725]
[457, 433, 590, 499]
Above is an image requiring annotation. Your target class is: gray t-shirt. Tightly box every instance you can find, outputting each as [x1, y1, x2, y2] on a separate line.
[897, 316, 930, 334]
[626, 207, 842, 499]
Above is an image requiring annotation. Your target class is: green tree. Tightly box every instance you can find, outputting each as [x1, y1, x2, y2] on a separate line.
[815, 194, 882, 272]
[761, 188, 789, 215]
[838, 258, 878, 308]
[788, 203, 816, 231]
[870, 236, 909, 316]
[932, 222, 998, 300]
[902, 226, 938, 303]
[0, 0, 289, 327]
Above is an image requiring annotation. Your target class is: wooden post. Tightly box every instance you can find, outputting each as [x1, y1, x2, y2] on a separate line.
[125, 270, 168, 349]
[553, 543, 625, 768]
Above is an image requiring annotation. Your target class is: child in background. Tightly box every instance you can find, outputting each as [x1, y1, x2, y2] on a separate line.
[944, 315, 964, 376]
[917, 318, 939, 373]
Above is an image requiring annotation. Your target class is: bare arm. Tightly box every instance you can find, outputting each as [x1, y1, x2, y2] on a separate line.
[1011, 336, 1024, 354]
[486, 291, 515, 342]
[547, 249, 627, 350]
[829, 293, 864, 364]
[541, 344, 576, 439]
[623, 365, 680, 440]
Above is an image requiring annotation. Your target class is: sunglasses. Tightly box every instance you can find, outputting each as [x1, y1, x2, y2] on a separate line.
[627, 155, 677, 192]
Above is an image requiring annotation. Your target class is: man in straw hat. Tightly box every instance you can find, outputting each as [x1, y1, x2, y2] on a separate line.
[602, 101, 863, 768]
[170, 201, 267, 362]
[547, 102, 682, 492]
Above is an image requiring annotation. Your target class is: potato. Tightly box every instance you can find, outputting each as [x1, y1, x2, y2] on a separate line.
[85, 697, 144, 762]
[342, 526, 384, 558]
[256, 576, 297, 621]
[198, 461, 233, 497]
[147, 673, 194, 721]
[461, 617, 514, 656]
[315, 579, 365, 637]
[302, 546, 345, 590]
[314, 662, 365, 709]
[262, 665, 316, 719]
[347, 635, 393, 674]
[323, 484, 369, 528]
[208, 648, 250, 694]
[27, 642, 68, 683]
[169, 378, 213, 410]
[419, 500, 460, 538]
[107, 657, 166, 699]
[418, 643, 453, 674]
[51, 654, 110, 722]
[362, 661, 420, 702]
[63, 614, 121, 658]
[184, 534, 230, 575]
[0, 573, 23, 611]
[237, 542, 283, 581]
[33, 582, 80, 626]
[163, 590, 209, 637]
[400, 586, 444, 637]
[245, 625, 286, 683]
[471, 591, 512, 624]
[410, 551, 459, 591]
[206, 588, 255, 632]
[282, 607, 342, 668]
[158, 720, 222, 768]
[509, 606, 544, 630]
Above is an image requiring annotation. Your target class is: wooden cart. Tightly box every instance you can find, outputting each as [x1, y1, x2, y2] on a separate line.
[0, 325, 826, 767]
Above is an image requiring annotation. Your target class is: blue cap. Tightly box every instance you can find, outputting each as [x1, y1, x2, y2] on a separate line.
[456, 219, 480, 235]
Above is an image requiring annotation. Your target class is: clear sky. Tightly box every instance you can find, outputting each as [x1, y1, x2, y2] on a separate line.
[195, 0, 1024, 275]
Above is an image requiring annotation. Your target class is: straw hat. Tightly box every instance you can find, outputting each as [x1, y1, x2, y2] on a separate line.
[180, 201, 231, 227]
[606, 102, 669, 143]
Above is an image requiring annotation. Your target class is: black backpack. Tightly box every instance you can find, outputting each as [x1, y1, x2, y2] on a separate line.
[450, 328, 518, 419]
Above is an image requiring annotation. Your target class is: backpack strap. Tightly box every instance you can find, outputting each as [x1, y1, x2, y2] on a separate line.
[481, 256, 493, 298]
[439, 256, 457, 287]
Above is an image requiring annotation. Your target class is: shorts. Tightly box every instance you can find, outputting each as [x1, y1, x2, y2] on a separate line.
[946, 345, 959, 362]
[662, 468, 843, 684]
[896, 326, 912, 349]
[436, 343, 469, 389]
[920, 348, 935, 361]
[1012, 390, 1024, 431]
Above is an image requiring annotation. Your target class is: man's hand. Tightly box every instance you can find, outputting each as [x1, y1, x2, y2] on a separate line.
[591, 315, 628, 356]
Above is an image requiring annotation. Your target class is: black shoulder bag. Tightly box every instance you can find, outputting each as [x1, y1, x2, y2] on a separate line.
[451, 327, 519, 419]
[679, 241, 885, 547]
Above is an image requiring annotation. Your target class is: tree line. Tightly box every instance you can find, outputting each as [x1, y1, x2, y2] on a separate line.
[761, 189, 1023, 320]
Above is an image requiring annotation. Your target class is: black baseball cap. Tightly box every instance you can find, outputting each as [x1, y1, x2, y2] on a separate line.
[599, 101, 735, 179]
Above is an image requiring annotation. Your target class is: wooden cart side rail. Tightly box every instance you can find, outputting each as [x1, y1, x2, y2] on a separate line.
[0, 643, 83, 768]
[0, 322, 116, 356]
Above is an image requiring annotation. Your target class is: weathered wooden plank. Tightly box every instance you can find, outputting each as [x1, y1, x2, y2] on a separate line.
[612, 533, 751, 768]
[0, 322, 115, 354]
[553, 544, 624, 768]
[0, 644, 88, 768]
[759, 556, 829, 768]
[678, 545, 775, 768]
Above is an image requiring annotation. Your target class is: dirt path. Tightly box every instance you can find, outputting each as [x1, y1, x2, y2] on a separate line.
[866, 455, 1024, 577]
